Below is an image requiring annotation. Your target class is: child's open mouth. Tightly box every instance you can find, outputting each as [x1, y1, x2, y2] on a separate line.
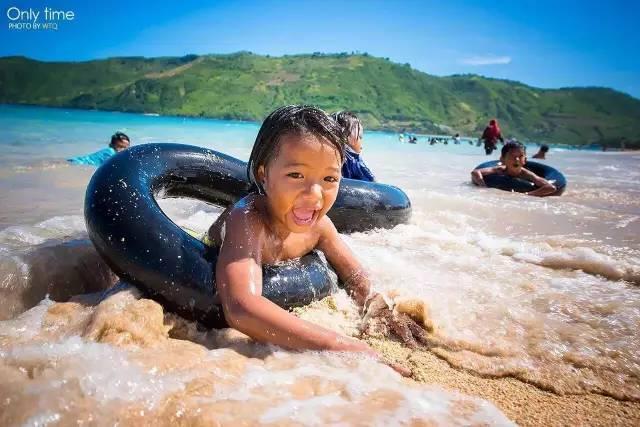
[292, 207, 317, 226]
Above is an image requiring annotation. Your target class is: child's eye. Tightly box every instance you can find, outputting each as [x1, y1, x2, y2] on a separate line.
[287, 172, 303, 179]
[324, 176, 339, 183]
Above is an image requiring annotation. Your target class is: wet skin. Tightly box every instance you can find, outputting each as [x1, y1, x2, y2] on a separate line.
[211, 133, 427, 376]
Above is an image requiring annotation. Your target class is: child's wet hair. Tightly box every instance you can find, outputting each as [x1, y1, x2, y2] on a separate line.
[248, 105, 345, 192]
[330, 111, 363, 141]
[501, 140, 526, 157]
[110, 131, 130, 147]
[540, 144, 549, 153]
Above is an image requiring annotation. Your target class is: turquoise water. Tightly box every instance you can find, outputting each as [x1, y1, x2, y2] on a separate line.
[0, 104, 532, 165]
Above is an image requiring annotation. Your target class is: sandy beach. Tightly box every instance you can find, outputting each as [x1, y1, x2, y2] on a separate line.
[297, 294, 640, 426]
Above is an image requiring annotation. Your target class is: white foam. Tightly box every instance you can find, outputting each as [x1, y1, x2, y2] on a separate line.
[3, 336, 189, 408]
[0, 298, 54, 339]
[21, 411, 61, 427]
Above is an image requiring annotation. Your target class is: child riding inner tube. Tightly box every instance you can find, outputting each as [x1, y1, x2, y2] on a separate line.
[473, 160, 566, 195]
[85, 143, 412, 328]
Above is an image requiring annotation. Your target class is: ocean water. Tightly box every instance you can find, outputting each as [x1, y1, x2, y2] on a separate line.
[0, 104, 639, 424]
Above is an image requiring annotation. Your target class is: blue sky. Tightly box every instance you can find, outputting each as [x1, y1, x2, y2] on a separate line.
[2, 0, 639, 98]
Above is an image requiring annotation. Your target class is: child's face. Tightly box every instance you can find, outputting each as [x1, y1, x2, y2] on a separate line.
[113, 138, 130, 152]
[257, 133, 342, 233]
[501, 148, 526, 176]
[347, 129, 363, 154]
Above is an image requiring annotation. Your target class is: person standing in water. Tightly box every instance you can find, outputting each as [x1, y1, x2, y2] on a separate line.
[331, 111, 376, 182]
[480, 119, 504, 155]
[532, 145, 549, 159]
[68, 132, 131, 166]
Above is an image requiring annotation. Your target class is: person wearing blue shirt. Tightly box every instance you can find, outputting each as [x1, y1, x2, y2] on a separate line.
[68, 132, 130, 166]
[330, 111, 375, 182]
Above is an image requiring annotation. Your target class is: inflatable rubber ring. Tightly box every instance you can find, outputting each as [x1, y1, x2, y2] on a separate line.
[473, 160, 566, 196]
[85, 143, 411, 327]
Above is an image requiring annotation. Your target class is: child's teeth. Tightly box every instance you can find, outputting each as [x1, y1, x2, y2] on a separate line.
[294, 208, 314, 221]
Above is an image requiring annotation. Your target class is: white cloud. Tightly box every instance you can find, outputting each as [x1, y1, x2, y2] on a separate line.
[459, 55, 512, 66]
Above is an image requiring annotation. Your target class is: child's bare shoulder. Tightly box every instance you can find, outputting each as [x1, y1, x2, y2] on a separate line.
[315, 214, 339, 244]
[222, 196, 267, 242]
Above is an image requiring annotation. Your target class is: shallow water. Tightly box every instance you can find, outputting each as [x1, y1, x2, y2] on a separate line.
[1, 105, 639, 424]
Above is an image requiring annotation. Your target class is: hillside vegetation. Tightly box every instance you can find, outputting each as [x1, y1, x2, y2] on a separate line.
[1, 53, 638, 148]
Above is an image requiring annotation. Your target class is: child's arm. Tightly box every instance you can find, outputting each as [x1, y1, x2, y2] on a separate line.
[316, 217, 371, 306]
[361, 162, 376, 182]
[216, 209, 372, 353]
[470, 166, 499, 187]
[521, 168, 557, 196]
[317, 217, 430, 348]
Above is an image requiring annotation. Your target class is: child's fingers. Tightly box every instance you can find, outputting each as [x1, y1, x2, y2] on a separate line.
[385, 360, 412, 377]
[388, 313, 418, 349]
[363, 293, 391, 316]
[406, 318, 435, 348]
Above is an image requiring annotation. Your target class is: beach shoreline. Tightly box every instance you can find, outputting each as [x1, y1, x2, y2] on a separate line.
[295, 294, 640, 426]
[2, 103, 636, 152]
[368, 337, 640, 427]
[2, 105, 639, 425]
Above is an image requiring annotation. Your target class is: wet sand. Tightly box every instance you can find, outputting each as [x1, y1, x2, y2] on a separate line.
[298, 296, 640, 426]
[370, 338, 640, 427]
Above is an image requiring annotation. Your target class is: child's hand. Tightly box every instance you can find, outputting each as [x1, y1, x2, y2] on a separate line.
[361, 293, 433, 349]
[383, 358, 412, 377]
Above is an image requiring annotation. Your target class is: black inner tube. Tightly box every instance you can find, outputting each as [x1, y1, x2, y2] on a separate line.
[474, 160, 566, 195]
[85, 143, 412, 328]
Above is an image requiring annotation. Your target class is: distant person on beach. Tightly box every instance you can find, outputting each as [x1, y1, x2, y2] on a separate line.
[399, 129, 407, 143]
[470, 141, 557, 196]
[207, 105, 426, 376]
[480, 119, 504, 155]
[331, 111, 375, 182]
[532, 145, 549, 159]
[68, 132, 130, 166]
[453, 133, 461, 144]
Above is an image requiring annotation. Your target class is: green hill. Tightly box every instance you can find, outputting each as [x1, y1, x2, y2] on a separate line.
[1, 52, 638, 148]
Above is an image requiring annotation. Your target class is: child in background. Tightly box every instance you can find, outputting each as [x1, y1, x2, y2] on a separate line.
[209, 105, 427, 375]
[68, 132, 130, 166]
[532, 144, 549, 159]
[471, 141, 557, 196]
[331, 111, 376, 182]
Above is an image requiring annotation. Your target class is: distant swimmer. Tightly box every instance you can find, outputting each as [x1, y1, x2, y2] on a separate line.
[453, 133, 461, 144]
[532, 144, 549, 159]
[68, 132, 130, 166]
